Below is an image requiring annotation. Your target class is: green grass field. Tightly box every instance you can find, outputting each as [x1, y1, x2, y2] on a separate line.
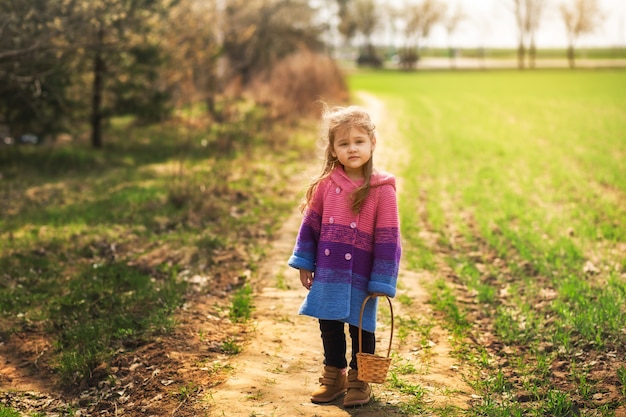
[350, 69, 626, 415]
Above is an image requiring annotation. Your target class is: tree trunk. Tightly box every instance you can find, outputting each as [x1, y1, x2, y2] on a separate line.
[567, 44, 575, 68]
[91, 27, 105, 149]
[517, 40, 526, 69]
[529, 38, 536, 69]
[448, 46, 457, 70]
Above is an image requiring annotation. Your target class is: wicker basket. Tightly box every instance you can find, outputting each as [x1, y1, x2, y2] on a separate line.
[356, 294, 394, 384]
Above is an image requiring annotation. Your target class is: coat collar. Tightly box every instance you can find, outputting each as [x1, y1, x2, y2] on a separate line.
[329, 166, 396, 191]
[330, 166, 362, 191]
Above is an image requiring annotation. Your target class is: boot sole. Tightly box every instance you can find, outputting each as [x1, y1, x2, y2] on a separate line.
[311, 390, 347, 404]
[343, 396, 372, 407]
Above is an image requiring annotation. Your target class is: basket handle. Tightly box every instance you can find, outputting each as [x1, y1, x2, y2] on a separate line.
[358, 293, 394, 358]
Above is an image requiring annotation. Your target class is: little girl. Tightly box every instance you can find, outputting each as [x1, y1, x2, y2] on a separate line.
[288, 105, 401, 407]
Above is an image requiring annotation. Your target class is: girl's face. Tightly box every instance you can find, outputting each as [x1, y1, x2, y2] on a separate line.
[331, 126, 375, 180]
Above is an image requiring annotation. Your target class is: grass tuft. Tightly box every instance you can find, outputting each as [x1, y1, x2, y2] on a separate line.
[229, 284, 253, 323]
[0, 405, 21, 417]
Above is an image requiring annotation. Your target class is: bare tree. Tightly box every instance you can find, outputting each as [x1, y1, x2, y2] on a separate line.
[512, 0, 528, 69]
[511, 0, 547, 69]
[444, 4, 466, 69]
[350, 0, 381, 66]
[526, 0, 548, 68]
[398, 0, 447, 69]
[220, 0, 324, 85]
[560, 0, 604, 68]
[336, 0, 358, 47]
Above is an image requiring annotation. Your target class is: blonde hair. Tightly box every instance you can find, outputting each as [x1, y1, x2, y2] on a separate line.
[301, 104, 376, 213]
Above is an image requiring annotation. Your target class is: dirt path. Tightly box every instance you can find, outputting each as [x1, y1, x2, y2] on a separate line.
[206, 93, 474, 416]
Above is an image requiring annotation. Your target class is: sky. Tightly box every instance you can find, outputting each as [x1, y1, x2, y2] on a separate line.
[421, 0, 626, 48]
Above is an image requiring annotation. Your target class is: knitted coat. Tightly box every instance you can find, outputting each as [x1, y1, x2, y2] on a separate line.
[288, 166, 401, 332]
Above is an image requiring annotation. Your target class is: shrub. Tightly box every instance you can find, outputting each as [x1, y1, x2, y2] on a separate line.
[249, 50, 349, 119]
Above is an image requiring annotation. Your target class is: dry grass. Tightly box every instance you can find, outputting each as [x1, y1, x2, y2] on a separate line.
[249, 50, 349, 119]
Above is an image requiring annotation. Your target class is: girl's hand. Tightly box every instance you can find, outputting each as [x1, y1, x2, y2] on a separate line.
[299, 269, 314, 290]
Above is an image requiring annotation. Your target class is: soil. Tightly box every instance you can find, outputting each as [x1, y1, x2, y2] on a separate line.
[0, 94, 475, 416]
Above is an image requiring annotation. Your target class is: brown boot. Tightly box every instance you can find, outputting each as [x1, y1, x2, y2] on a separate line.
[343, 369, 372, 407]
[310, 366, 347, 403]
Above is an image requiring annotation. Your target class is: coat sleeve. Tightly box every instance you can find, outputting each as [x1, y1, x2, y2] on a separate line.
[288, 182, 325, 272]
[367, 184, 401, 297]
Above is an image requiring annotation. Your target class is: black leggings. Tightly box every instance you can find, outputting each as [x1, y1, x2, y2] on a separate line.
[319, 319, 375, 370]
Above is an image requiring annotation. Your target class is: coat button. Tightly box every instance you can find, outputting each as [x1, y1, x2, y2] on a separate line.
[325, 249, 330, 256]
[329, 217, 334, 224]
[344, 253, 352, 261]
[350, 222, 356, 229]
[335, 187, 341, 194]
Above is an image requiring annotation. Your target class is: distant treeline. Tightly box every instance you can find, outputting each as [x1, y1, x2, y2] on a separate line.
[433, 47, 626, 60]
